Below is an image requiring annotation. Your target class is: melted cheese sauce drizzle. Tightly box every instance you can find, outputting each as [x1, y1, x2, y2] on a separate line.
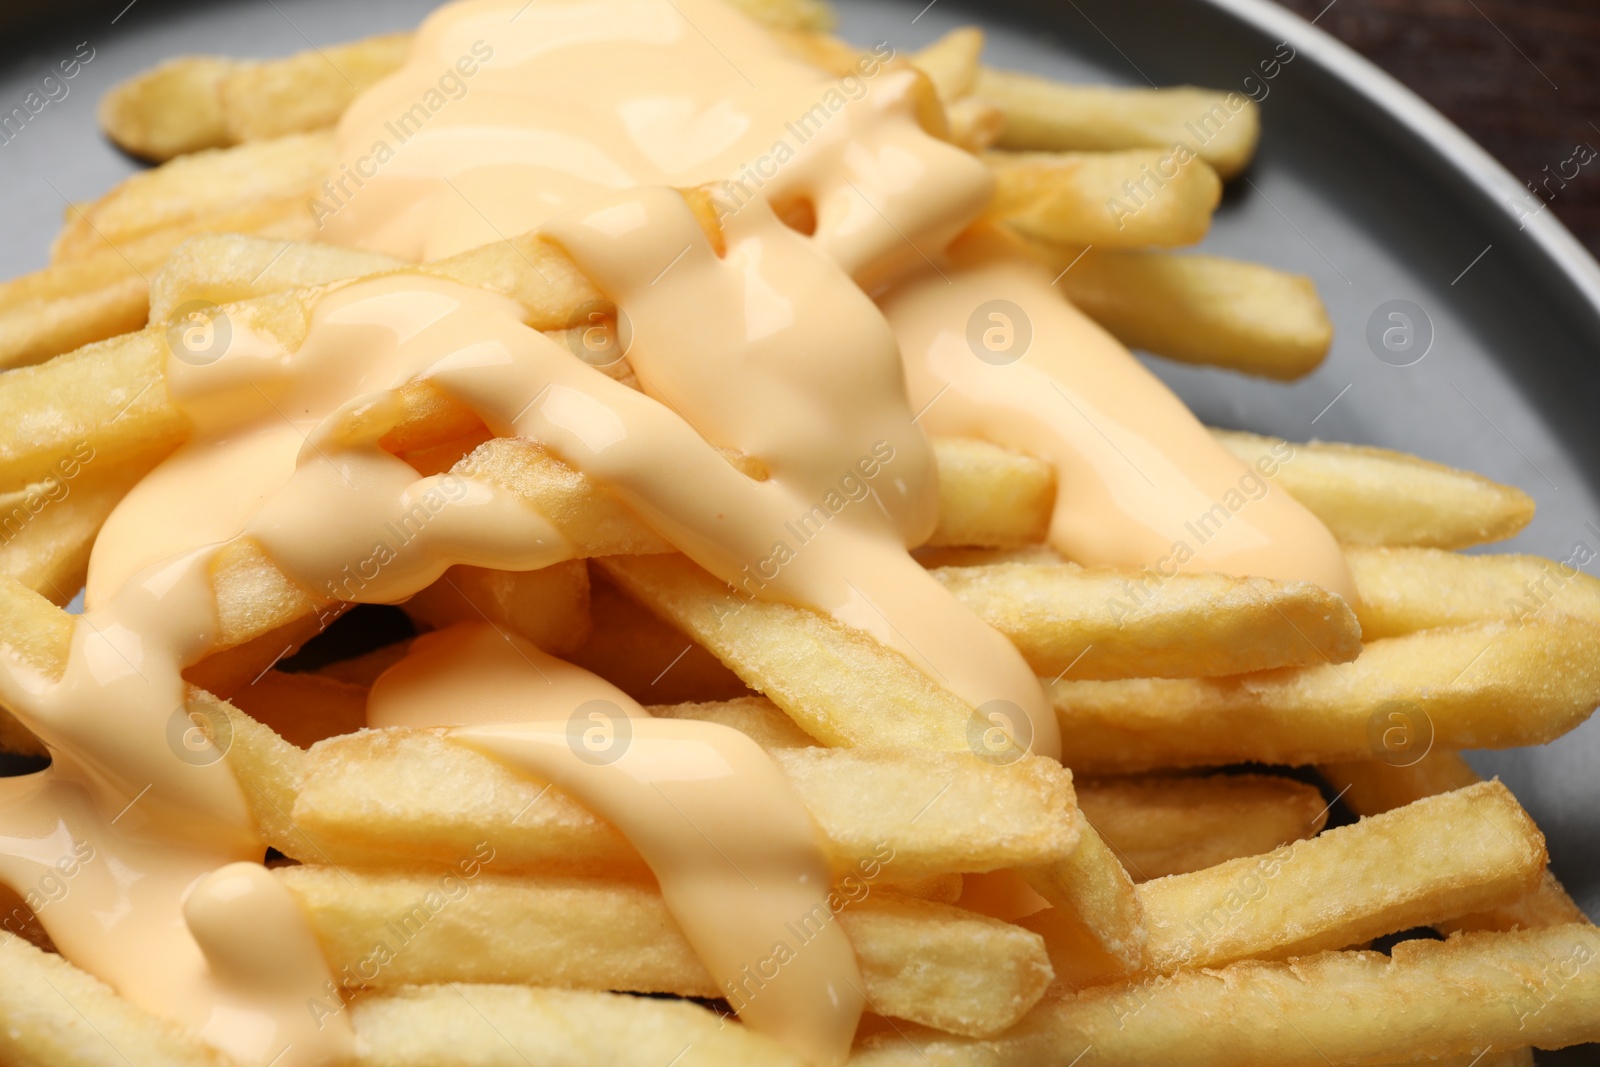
[367, 622, 862, 1062]
[880, 234, 1359, 602]
[0, 0, 1357, 1062]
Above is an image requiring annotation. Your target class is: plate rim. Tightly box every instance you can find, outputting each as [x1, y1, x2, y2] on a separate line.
[1183, 0, 1600, 325]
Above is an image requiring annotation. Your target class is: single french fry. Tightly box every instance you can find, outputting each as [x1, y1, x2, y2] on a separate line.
[1316, 751, 1589, 935]
[1046, 247, 1332, 380]
[353, 983, 807, 1067]
[1216, 429, 1536, 549]
[1076, 773, 1328, 882]
[1347, 544, 1600, 640]
[53, 133, 333, 262]
[1318, 749, 1484, 817]
[974, 68, 1260, 179]
[0, 936, 225, 1066]
[569, 572, 751, 705]
[0, 328, 188, 495]
[278, 865, 1052, 1038]
[913, 27, 984, 102]
[926, 437, 1053, 547]
[96, 55, 232, 160]
[288, 726, 1078, 879]
[1019, 821, 1147, 980]
[147, 233, 404, 323]
[402, 560, 593, 658]
[945, 97, 1006, 153]
[218, 34, 414, 146]
[851, 923, 1600, 1066]
[598, 553, 980, 751]
[931, 561, 1360, 679]
[1138, 781, 1545, 972]
[986, 150, 1221, 249]
[1050, 618, 1600, 773]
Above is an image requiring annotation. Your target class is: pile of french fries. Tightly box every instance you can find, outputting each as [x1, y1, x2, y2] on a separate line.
[0, 0, 1597, 1064]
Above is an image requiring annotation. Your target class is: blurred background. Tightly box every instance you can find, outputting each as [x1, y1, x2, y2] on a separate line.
[1274, 0, 1600, 257]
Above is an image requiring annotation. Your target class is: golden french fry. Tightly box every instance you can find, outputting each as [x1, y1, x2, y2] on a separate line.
[279, 866, 1052, 1038]
[598, 554, 979, 751]
[1138, 781, 1545, 972]
[974, 68, 1260, 179]
[0, 327, 184, 495]
[1216, 429, 1535, 549]
[402, 560, 593, 658]
[288, 726, 1078, 880]
[218, 34, 414, 146]
[986, 150, 1221, 249]
[96, 55, 232, 160]
[1318, 749, 1484, 817]
[1316, 751, 1589, 935]
[945, 97, 1006, 153]
[1076, 773, 1328, 882]
[931, 561, 1361, 679]
[0, 936, 224, 1066]
[927, 437, 1054, 548]
[1347, 544, 1600, 640]
[1051, 618, 1600, 773]
[53, 133, 333, 262]
[147, 233, 404, 323]
[912, 28, 984, 102]
[851, 923, 1600, 1066]
[1020, 821, 1147, 980]
[1046, 247, 1332, 380]
[354, 983, 808, 1067]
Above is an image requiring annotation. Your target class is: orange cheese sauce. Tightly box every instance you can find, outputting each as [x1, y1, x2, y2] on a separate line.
[0, 0, 1354, 1063]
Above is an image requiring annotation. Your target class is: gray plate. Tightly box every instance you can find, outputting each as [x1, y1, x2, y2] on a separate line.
[2, 0, 1597, 1057]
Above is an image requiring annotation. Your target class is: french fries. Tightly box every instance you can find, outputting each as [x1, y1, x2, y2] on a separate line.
[1217, 429, 1536, 549]
[1075, 774, 1328, 882]
[1137, 781, 1545, 972]
[986, 149, 1222, 249]
[853, 923, 1600, 1065]
[974, 69, 1261, 179]
[53, 133, 332, 262]
[280, 866, 1054, 1038]
[1050, 617, 1600, 773]
[1, 3, 1595, 1063]
[931, 561, 1360, 679]
[284, 726, 1079, 879]
[1046, 247, 1333, 379]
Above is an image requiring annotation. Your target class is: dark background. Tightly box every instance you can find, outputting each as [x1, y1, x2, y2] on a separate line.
[1274, 0, 1600, 257]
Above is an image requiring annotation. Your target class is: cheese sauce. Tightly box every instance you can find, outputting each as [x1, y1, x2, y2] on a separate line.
[0, 0, 1355, 1063]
